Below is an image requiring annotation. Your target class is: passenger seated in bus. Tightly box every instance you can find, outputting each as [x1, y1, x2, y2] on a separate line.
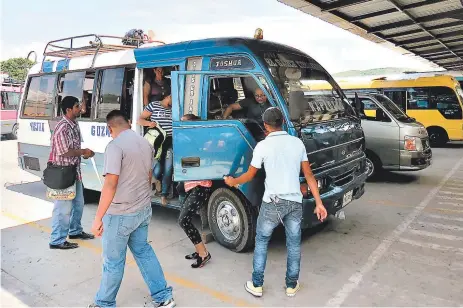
[222, 88, 271, 122]
[138, 95, 173, 206]
[143, 67, 171, 106]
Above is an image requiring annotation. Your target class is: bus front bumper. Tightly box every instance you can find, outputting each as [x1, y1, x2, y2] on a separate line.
[301, 166, 368, 229]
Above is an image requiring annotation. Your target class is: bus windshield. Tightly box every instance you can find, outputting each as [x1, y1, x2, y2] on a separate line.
[260, 51, 354, 126]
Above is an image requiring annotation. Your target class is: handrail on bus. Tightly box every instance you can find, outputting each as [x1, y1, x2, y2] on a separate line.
[39, 33, 166, 73]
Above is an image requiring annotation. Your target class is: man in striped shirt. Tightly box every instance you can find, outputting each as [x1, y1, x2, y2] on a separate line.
[49, 96, 95, 250]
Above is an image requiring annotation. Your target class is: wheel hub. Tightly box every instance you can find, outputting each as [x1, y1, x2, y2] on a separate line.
[216, 201, 241, 241]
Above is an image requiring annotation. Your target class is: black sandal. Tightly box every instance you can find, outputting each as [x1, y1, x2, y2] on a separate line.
[185, 252, 198, 260]
[191, 252, 211, 268]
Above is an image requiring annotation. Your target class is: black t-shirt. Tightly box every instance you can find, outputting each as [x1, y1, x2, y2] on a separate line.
[150, 78, 171, 101]
[238, 98, 272, 121]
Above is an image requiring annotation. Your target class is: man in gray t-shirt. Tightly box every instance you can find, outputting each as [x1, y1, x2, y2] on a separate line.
[103, 124, 153, 215]
[90, 110, 175, 308]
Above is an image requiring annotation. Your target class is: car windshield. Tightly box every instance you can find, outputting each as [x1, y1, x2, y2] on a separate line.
[260, 51, 354, 126]
[373, 94, 413, 122]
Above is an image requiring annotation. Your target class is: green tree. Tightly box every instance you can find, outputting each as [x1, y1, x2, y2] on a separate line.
[0, 58, 35, 82]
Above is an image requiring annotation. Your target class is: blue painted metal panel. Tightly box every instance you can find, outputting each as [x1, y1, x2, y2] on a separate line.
[42, 61, 55, 73]
[56, 59, 70, 72]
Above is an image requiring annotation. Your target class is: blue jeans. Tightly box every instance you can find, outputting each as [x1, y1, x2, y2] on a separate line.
[95, 206, 173, 307]
[49, 180, 84, 245]
[153, 144, 173, 197]
[252, 199, 302, 289]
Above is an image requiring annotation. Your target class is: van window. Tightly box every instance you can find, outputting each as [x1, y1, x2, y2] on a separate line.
[22, 75, 56, 118]
[407, 87, 462, 119]
[96, 68, 125, 119]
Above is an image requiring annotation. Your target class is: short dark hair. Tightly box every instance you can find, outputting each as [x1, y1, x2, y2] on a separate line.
[106, 110, 129, 124]
[182, 113, 200, 121]
[61, 96, 79, 114]
[262, 107, 284, 127]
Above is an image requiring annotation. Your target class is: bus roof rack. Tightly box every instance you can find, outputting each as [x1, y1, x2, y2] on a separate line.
[40, 34, 165, 72]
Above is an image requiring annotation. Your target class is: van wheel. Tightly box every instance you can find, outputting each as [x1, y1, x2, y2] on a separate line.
[207, 188, 256, 252]
[365, 151, 381, 179]
[427, 127, 448, 147]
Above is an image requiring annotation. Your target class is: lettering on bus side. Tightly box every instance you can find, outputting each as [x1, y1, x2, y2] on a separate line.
[30, 122, 45, 132]
[91, 125, 111, 137]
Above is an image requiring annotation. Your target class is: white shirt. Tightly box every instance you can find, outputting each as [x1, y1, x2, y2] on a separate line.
[250, 131, 308, 203]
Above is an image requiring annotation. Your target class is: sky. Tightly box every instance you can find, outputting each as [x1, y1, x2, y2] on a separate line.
[0, 0, 438, 73]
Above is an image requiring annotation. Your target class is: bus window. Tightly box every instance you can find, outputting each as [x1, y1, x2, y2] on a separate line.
[383, 90, 407, 111]
[207, 76, 244, 119]
[57, 71, 85, 117]
[96, 67, 125, 120]
[1, 91, 20, 110]
[22, 75, 56, 118]
[80, 71, 96, 119]
[407, 87, 463, 119]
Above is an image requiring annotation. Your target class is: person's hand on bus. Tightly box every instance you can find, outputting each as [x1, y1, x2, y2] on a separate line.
[314, 202, 328, 222]
[223, 175, 238, 188]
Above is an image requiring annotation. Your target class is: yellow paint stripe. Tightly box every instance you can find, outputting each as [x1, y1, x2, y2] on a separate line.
[1, 210, 257, 307]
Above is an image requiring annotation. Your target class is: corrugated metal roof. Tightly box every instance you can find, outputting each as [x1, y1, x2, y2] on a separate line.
[278, 0, 463, 70]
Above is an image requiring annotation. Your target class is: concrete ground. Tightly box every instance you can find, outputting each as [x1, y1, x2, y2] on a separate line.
[1, 139, 463, 307]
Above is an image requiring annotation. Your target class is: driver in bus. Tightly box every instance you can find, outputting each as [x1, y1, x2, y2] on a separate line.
[222, 88, 272, 122]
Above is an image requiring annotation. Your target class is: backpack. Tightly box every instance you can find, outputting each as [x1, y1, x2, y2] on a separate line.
[144, 124, 166, 160]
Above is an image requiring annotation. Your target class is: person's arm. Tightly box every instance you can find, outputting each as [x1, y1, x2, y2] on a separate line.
[301, 148, 327, 221]
[224, 143, 262, 187]
[137, 105, 156, 128]
[143, 81, 151, 107]
[91, 144, 122, 236]
[54, 127, 92, 158]
[222, 102, 242, 119]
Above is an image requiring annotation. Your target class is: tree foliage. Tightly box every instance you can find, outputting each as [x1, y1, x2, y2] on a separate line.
[0, 58, 35, 82]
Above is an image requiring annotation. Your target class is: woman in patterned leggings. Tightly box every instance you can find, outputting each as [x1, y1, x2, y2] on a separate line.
[177, 180, 212, 268]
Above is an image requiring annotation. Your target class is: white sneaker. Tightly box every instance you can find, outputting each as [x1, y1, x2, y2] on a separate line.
[244, 281, 263, 297]
[150, 298, 176, 308]
[286, 281, 300, 297]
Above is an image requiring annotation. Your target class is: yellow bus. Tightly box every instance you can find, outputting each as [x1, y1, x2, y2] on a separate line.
[309, 75, 463, 147]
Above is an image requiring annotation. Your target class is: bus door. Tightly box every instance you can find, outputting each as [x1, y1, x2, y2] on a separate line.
[383, 89, 407, 112]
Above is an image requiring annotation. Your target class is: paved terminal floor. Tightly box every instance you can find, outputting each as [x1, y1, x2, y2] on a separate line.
[2, 139, 463, 307]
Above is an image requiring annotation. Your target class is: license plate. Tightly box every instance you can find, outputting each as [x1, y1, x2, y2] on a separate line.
[342, 190, 353, 207]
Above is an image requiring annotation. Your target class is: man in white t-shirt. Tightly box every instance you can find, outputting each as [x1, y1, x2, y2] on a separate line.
[224, 107, 327, 298]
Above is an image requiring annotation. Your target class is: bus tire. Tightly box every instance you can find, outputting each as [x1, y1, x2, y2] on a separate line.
[9, 124, 18, 140]
[427, 127, 448, 147]
[207, 188, 256, 252]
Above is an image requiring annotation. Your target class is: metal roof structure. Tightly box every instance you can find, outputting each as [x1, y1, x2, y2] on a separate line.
[278, 0, 463, 70]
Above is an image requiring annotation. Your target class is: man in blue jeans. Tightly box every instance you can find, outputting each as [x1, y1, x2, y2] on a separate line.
[49, 96, 95, 249]
[224, 107, 327, 297]
[89, 110, 175, 308]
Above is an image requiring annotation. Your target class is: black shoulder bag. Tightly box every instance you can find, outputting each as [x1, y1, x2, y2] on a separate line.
[43, 146, 77, 189]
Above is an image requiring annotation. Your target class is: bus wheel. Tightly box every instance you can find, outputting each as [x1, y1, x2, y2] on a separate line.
[427, 127, 448, 147]
[207, 188, 256, 252]
[10, 124, 18, 140]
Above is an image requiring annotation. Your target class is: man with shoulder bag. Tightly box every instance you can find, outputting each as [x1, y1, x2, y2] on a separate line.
[45, 96, 95, 250]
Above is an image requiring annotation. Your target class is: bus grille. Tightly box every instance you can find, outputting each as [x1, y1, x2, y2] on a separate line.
[24, 156, 40, 171]
[332, 167, 355, 187]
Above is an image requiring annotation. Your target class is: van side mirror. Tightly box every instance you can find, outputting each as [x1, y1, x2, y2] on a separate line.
[354, 92, 362, 117]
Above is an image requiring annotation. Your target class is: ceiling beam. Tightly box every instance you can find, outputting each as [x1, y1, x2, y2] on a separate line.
[350, 8, 397, 22]
[396, 30, 463, 46]
[317, 0, 373, 12]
